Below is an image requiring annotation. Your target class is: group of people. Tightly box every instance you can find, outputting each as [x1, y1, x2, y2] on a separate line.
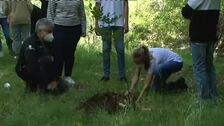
[0, 0, 221, 103]
[0, 0, 48, 57]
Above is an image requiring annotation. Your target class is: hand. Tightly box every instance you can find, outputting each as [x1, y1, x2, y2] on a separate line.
[95, 25, 101, 36]
[81, 33, 86, 37]
[124, 24, 129, 34]
[47, 81, 58, 91]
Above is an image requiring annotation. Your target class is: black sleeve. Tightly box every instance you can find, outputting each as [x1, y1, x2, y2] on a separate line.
[15, 41, 27, 72]
[15, 40, 28, 80]
[15, 39, 37, 82]
[182, 4, 194, 19]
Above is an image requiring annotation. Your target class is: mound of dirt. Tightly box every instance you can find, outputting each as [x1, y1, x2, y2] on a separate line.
[77, 92, 138, 114]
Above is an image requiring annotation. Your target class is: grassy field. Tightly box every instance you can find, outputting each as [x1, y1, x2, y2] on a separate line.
[0, 43, 224, 126]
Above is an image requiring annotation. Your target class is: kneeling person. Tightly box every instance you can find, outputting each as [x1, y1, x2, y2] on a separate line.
[129, 45, 186, 103]
[16, 18, 58, 92]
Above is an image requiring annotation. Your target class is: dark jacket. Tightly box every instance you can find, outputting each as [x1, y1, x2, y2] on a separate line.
[182, 0, 220, 43]
[16, 34, 54, 85]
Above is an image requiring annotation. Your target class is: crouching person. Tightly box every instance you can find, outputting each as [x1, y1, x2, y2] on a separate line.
[128, 45, 187, 103]
[15, 18, 65, 93]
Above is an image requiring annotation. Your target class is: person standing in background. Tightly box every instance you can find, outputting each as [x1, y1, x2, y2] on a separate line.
[40, 0, 48, 18]
[182, 0, 221, 100]
[95, 0, 129, 82]
[47, 0, 86, 86]
[31, 5, 42, 34]
[3, 0, 33, 55]
[0, 1, 13, 57]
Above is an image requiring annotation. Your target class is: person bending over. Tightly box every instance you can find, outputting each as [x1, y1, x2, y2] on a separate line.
[15, 18, 59, 92]
[128, 45, 185, 103]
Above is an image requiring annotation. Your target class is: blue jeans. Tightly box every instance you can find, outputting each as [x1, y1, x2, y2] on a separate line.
[100, 26, 125, 78]
[151, 61, 183, 91]
[0, 18, 13, 52]
[11, 24, 31, 55]
[191, 43, 217, 99]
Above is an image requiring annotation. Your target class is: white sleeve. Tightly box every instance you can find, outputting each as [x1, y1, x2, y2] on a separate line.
[187, 0, 204, 9]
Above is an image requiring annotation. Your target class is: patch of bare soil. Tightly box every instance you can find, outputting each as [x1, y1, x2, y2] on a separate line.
[77, 92, 138, 114]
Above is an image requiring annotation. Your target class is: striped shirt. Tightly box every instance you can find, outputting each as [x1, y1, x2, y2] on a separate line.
[47, 0, 86, 34]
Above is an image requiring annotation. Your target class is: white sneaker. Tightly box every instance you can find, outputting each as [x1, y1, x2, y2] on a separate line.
[0, 51, 4, 58]
[64, 77, 76, 86]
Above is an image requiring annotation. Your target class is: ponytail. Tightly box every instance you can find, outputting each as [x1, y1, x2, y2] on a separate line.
[133, 45, 151, 71]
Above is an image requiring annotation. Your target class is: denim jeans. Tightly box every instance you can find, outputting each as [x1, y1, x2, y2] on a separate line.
[100, 26, 125, 78]
[151, 61, 183, 91]
[191, 43, 217, 99]
[0, 18, 13, 52]
[11, 24, 31, 54]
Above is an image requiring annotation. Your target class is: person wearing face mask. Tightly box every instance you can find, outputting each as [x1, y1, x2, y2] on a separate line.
[15, 18, 64, 93]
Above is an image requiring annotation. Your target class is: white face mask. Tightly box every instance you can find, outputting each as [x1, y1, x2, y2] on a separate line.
[43, 33, 54, 43]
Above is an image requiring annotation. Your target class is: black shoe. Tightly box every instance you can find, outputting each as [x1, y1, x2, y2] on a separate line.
[120, 77, 128, 83]
[100, 77, 110, 82]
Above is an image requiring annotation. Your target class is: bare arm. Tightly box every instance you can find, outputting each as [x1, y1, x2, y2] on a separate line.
[129, 66, 142, 93]
[136, 73, 154, 103]
[124, 0, 129, 33]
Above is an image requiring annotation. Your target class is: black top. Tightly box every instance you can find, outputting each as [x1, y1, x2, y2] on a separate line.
[182, 4, 220, 43]
[15, 34, 54, 84]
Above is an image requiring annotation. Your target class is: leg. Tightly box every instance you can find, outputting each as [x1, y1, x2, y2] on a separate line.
[159, 61, 183, 83]
[206, 43, 217, 98]
[101, 27, 112, 78]
[113, 27, 126, 78]
[1, 18, 13, 52]
[191, 43, 209, 99]
[0, 19, 3, 52]
[20, 24, 31, 42]
[53, 25, 66, 78]
[150, 62, 180, 91]
[11, 25, 22, 55]
[64, 25, 81, 76]
[53, 25, 68, 77]
[0, 39, 2, 53]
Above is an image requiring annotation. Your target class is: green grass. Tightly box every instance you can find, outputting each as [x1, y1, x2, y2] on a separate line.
[1, 43, 224, 126]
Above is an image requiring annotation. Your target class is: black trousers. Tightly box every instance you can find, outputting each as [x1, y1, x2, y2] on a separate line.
[53, 24, 81, 77]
